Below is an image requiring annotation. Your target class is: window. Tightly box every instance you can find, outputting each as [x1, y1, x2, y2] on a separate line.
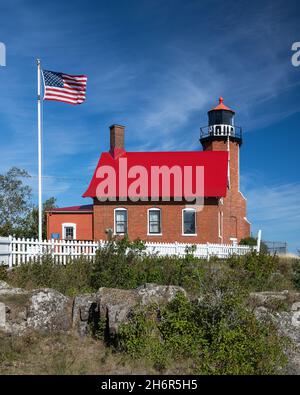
[62, 223, 76, 240]
[114, 208, 127, 234]
[182, 209, 196, 235]
[148, 208, 161, 235]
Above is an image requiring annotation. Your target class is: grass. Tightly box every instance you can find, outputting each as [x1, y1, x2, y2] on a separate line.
[0, 331, 168, 375]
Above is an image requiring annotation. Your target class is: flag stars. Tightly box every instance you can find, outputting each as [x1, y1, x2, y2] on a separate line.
[43, 70, 64, 87]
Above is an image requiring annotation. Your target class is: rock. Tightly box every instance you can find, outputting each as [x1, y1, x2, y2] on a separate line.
[1, 284, 185, 337]
[0, 281, 26, 296]
[95, 283, 186, 338]
[0, 286, 27, 296]
[0, 302, 5, 327]
[291, 302, 300, 312]
[72, 293, 98, 336]
[0, 287, 73, 335]
[251, 292, 300, 375]
[250, 291, 287, 305]
[26, 289, 71, 333]
[292, 311, 300, 328]
[249, 291, 300, 311]
[97, 287, 138, 337]
[253, 306, 269, 320]
[0, 281, 10, 290]
[136, 283, 186, 305]
[0, 290, 30, 334]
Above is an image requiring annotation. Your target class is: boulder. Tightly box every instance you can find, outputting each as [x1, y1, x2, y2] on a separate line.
[1, 283, 186, 337]
[72, 293, 98, 336]
[95, 283, 186, 338]
[0, 280, 10, 290]
[0, 287, 72, 335]
[136, 283, 186, 305]
[251, 290, 300, 375]
[0, 302, 5, 328]
[26, 289, 71, 332]
[97, 287, 138, 337]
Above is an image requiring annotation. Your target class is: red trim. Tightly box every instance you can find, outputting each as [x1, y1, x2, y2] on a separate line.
[47, 204, 93, 213]
[209, 97, 235, 113]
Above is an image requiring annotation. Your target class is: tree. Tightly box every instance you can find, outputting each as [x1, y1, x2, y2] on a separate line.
[239, 236, 269, 254]
[0, 167, 32, 236]
[23, 197, 57, 239]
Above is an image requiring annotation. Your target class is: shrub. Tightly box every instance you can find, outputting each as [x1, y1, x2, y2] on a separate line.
[0, 265, 8, 281]
[292, 258, 300, 290]
[8, 255, 93, 296]
[90, 236, 204, 293]
[226, 252, 289, 291]
[90, 236, 147, 289]
[5, 238, 297, 296]
[116, 290, 288, 374]
[240, 236, 269, 254]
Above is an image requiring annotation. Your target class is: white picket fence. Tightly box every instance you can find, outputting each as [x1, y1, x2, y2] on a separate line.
[0, 232, 261, 268]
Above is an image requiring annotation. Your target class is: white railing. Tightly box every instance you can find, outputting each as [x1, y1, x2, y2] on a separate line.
[0, 233, 261, 268]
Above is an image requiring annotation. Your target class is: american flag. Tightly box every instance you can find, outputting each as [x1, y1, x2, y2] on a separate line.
[42, 70, 87, 105]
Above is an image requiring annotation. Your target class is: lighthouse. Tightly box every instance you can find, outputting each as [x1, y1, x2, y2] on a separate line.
[200, 97, 249, 242]
[200, 97, 242, 192]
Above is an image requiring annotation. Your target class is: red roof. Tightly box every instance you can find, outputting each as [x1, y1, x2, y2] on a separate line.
[209, 97, 235, 113]
[83, 150, 229, 199]
[47, 204, 93, 213]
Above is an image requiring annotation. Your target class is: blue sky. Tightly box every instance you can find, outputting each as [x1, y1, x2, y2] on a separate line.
[0, 0, 299, 251]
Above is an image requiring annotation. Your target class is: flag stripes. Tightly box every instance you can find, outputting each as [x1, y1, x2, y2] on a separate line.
[42, 70, 87, 105]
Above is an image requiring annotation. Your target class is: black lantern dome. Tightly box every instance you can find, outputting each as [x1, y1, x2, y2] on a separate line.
[200, 97, 242, 145]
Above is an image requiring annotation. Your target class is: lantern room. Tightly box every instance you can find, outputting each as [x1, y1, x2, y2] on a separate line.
[200, 97, 242, 144]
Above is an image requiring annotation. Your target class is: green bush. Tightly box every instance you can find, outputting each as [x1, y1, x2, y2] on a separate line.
[90, 236, 147, 290]
[292, 259, 300, 290]
[0, 265, 8, 281]
[239, 237, 269, 254]
[6, 238, 298, 296]
[226, 252, 291, 292]
[8, 254, 93, 296]
[116, 291, 288, 374]
[90, 236, 204, 293]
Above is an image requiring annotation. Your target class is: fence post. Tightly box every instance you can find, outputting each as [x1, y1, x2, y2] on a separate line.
[175, 242, 178, 256]
[51, 238, 55, 259]
[256, 229, 262, 253]
[207, 242, 210, 261]
[8, 235, 13, 269]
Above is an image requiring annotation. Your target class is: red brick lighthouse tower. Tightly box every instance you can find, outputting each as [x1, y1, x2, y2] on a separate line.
[200, 98, 250, 243]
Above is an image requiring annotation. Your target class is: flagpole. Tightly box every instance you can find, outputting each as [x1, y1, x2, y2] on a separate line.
[37, 59, 43, 242]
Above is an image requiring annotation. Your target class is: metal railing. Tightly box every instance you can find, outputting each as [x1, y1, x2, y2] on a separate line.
[263, 240, 287, 255]
[200, 124, 242, 140]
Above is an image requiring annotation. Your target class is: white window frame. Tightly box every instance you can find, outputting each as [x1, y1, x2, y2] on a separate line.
[62, 223, 77, 240]
[114, 208, 128, 235]
[182, 208, 197, 236]
[147, 208, 162, 236]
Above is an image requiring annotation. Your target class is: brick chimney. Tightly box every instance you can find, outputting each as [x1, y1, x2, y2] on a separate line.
[109, 124, 125, 158]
